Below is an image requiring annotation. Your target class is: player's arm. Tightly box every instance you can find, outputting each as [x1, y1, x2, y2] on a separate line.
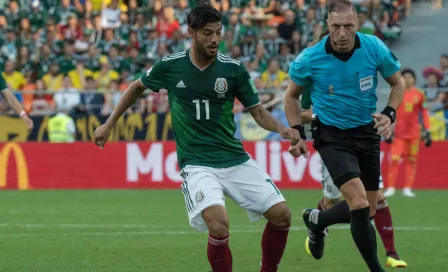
[0, 80, 33, 131]
[94, 60, 165, 148]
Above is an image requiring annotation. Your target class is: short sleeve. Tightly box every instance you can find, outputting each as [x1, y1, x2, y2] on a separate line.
[140, 60, 165, 92]
[235, 64, 261, 108]
[288, 50, 312, 87]
[0, 73, 8, 92]
[376, 37, 401, 79]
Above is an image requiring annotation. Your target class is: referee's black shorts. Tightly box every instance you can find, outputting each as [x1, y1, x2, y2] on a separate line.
[313, 119, 381, 191]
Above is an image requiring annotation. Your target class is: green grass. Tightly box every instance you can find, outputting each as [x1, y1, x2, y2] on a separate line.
[0, 190, 447, 271]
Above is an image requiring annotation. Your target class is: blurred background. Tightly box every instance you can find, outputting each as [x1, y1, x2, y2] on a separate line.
[0, 0, 447, 142]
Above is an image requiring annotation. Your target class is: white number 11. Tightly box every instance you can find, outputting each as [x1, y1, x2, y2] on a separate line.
[193, 100, 210, 120]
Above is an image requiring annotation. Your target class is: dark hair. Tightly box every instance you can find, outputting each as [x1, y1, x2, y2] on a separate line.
[401, 68, 416, 82]
[328, 0, 357, 14]
[187, 4, 222, 30]
[441, 54, 448, 59]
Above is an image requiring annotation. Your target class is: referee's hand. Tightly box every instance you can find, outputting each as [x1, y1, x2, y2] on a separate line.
[288, 139, 308, 158]
[372, 113, 392, 139]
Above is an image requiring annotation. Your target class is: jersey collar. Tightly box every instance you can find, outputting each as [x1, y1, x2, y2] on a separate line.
[325, 34, 361, 62]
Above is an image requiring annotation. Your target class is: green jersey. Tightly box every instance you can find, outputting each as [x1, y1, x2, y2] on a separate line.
[140, 50, 261, 169]
[0, 72, 8, 92]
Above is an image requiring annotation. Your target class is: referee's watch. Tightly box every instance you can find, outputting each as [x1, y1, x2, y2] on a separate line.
[292, 125, 306, 140]
[381, 106, 397, 124]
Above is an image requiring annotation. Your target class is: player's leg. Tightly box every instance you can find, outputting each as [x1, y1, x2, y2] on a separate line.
[222, 160, 290, 272]
[403, 138, 420, 197]
[180, 166, 232, 272]
[318, 162, 343, 211]
[385, 138, 405, 197]
[374, 186, 408, 268]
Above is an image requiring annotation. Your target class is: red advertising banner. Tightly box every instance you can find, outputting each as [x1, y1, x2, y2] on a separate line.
[1, 141, 447, 190]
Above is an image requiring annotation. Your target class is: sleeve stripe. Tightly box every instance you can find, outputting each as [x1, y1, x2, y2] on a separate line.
[245, 101, 262, 109]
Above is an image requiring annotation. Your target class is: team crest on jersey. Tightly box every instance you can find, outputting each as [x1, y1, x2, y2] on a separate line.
[214, 78, 228, 98]
[195, 190, 205, 203]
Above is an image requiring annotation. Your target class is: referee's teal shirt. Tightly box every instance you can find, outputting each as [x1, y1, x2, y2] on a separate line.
[289, 33, 401, 129]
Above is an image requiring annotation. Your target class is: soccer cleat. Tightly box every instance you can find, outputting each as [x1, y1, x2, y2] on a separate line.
[384, 188, 396, 197]
[302, 209, 328, 260]
[386, 256, 407, 268]
[402, 188, 416, 197]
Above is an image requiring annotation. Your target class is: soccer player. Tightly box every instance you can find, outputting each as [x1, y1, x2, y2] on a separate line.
[0, 72, 33, 130]
[284, 1, 405, 271]
[300, 90, 407, 268]
[93, 5, 306, 272]
[384, 68, 432, 197]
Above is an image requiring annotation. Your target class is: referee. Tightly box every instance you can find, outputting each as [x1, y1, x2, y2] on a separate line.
[284, 1, 404, 271]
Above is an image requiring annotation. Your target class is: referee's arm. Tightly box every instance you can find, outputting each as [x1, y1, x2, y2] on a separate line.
[383, 71, 405, 110]
[284, 81, 307, 127]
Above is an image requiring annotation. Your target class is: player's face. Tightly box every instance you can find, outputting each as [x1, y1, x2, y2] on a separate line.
[326, 10, 359, 53]
[189, 21, 222, 59]
[403, 73, 415, 89]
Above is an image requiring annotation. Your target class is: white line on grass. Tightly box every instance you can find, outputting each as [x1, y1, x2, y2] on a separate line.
[0, 223, 442, 231]
[0, 225, 442, 237]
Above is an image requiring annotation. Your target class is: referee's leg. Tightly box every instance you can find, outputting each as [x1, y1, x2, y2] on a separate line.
[307, 146, 384, 271]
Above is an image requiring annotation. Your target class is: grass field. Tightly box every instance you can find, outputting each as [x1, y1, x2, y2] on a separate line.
[1, 189, 447, 272]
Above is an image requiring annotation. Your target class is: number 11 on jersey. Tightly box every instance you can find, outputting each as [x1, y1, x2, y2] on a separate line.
[193, 100, 210, 120]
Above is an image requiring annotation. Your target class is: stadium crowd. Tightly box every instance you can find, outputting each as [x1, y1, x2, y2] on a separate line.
[0, 0, 446, 117]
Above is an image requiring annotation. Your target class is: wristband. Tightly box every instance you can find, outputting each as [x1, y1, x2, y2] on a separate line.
[381, 106, 396, 124]
[19, 110, 27, 118]
[292, 125, 306, 140]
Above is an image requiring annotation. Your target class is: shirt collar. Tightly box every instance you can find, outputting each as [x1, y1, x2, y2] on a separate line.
[325, 34, 361, 62]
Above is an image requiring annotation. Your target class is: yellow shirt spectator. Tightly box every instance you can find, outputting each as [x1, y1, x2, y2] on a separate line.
[43, 73, 64, 91]
[260, 70, 289, 89]
[93, 70, 120, 92]
[68, 69, 93, 90]
[2, 71, 27, 90]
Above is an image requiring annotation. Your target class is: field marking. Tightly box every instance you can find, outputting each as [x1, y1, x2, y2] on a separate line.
[0, 223, 442, 231]
[0, 225, 443, 237]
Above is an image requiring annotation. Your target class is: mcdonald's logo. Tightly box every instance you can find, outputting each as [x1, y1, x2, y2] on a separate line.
[0, 143, 29, 190]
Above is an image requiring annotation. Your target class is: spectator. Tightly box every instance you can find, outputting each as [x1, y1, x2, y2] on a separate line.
[81, 76, 105, 114]
[2, 60, 27, 91]
[98, 28, 119, 53]
[277, 10, 297, 41]
[278, 43, 295, 72]
[422, 66, 447, 112]
[358, 6, 375, 35]
[1, 28, 18, 61]
[68, 60, 93, 90]
[93, 56, 119, 92]
[85, 46, 101, 72]
[53, 76, 81, 112]
[260, 58, 288, 91]
[290, 30, 303, 55]
[31, 80, 54, 116]
[5, 1, 21, 28]
[101, 0, 122, 29]
[57, 43, 77, 75]
[156, 6, 180, 39]
[43, 63, 64, 91]
[108, 46, 124, 72]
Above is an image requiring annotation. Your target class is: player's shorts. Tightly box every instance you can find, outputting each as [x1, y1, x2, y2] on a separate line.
[321, 161, 384, 199]
[313, 118, 381, 191]
[390, 138, 420, 160]
[180, 159, 285, 232]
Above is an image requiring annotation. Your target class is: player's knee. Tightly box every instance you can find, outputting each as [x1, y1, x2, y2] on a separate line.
[349, 196, 369, 210]
[202, 208, 229, 237]
[266, 203, 291, 228]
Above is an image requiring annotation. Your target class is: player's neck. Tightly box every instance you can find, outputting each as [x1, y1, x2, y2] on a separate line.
[190, 48, 215, 70]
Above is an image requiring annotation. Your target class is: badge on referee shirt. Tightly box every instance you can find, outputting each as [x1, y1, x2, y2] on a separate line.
[359, 75, 373, 93]
[328, 84, 334, 95]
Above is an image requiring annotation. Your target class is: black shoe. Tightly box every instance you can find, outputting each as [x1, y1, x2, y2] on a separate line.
[303, 208, 327, 260]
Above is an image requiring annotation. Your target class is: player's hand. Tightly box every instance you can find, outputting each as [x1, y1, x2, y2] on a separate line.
[279, 127, 301, 145]
[21, 114, 34, 132]
[94, 123, 113, 149]
[372, 113, 392, 138]
[288, 139, 308, 158]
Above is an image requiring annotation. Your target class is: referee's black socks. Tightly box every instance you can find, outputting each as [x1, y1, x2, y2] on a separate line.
[315, 200, 351, 230]
[350, 207, 384, 272]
